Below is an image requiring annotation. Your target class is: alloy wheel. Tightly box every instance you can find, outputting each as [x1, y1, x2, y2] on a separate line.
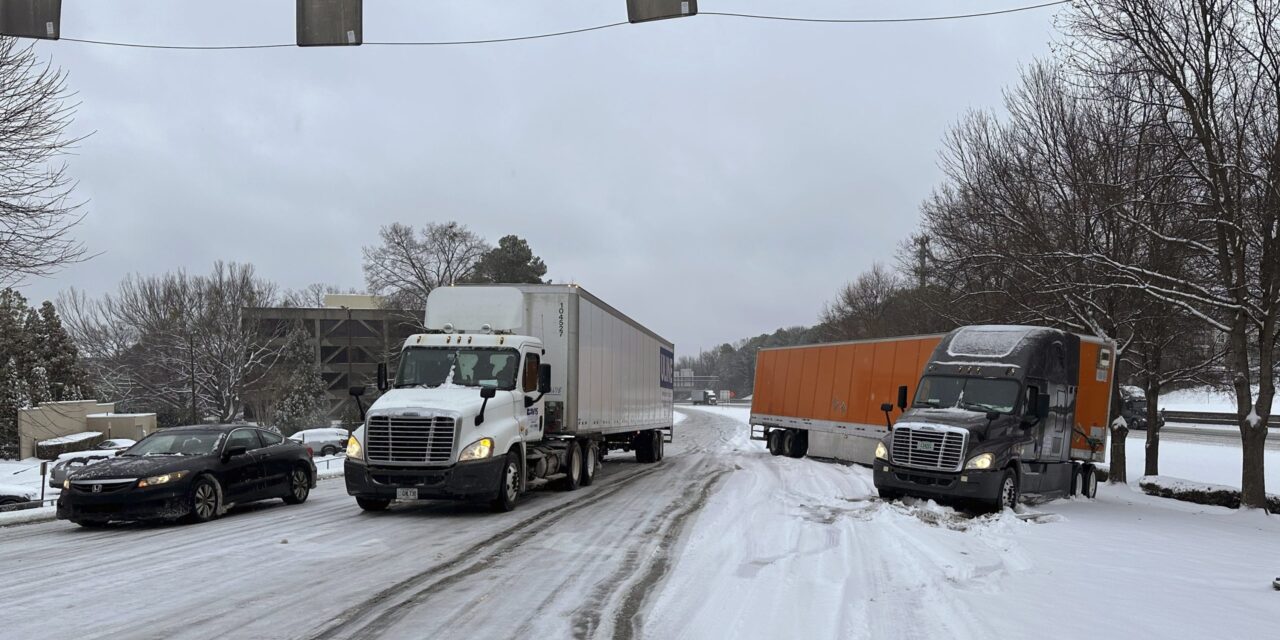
[194, 483, 217, 519]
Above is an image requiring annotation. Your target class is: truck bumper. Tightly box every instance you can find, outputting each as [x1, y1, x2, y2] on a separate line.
[872, 462, 1004, 503]
[344, 458, 505, 501]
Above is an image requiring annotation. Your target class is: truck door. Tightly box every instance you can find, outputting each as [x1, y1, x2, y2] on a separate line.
[521, 351, 544, 441]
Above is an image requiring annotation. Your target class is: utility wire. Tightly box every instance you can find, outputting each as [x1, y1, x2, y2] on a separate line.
[52, 2, 1070, 51]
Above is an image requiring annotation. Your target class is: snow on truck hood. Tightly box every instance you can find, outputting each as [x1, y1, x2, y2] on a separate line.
[369, 387, 501, 418]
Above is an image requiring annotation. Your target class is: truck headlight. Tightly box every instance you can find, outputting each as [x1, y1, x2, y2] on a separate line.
[346, 434, 362, 459]
[965, 453, 994, 470]
[875, 441, 889, 461]
[138, 471, 187, 488]
[63, 479, 70, 490]
[458, 437, 494, 462]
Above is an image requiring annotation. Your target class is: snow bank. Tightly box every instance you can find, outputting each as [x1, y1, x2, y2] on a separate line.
[0, 505, 55, 527]
[38, 431, 101, 446]
[1139, 475, 1280, 513]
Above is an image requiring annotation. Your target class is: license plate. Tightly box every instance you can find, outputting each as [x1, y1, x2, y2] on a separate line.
[916, 442, 935, 452]
[396, 488, 418, 501]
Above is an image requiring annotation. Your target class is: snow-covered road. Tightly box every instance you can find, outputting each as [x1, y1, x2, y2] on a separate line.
[1, 408, 1276, 639]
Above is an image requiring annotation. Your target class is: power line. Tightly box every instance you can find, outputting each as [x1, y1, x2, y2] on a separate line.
[50, 2, 1071, 51]
[702, 1, 1071, 24]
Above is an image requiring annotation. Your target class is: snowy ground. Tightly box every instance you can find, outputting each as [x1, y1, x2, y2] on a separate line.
[0, 408, 1275, 639]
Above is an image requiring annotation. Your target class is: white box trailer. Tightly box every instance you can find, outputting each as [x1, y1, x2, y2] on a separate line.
[344, 284, 674, 512]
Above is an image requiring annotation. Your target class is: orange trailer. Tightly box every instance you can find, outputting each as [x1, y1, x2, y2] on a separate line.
[750, 325, 1114, 510]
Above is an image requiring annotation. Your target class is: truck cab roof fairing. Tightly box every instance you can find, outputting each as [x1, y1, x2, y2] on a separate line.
[425, 286, 524, 333]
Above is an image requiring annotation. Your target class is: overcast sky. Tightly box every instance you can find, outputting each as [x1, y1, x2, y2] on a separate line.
[17, 0, 1059, 355]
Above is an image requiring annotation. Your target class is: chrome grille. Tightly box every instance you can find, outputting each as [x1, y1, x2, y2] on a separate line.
[890, 425, 967, 472]
[367, 416, 457, 464]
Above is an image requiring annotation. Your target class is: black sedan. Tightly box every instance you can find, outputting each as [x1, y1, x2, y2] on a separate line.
[57, 424, 317, 527]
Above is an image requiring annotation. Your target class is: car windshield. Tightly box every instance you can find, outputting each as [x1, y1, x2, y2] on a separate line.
[122, 432, 223, 457]
[913, 376, 1021, 413]
[395, 347, 520, 390]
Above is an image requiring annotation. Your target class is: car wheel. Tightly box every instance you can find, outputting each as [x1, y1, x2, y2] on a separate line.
[491, 452, 521, 512]
[580, 441, 598, 487]
[321, 446, 337, 456]
[356, 497, 391, 512]
[561, 441, 583, 491]
[283, 465, 311, 504]
[184, 476, 222, 523]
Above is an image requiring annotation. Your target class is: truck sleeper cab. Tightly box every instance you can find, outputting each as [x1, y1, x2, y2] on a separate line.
[871, 326, 1112, 511]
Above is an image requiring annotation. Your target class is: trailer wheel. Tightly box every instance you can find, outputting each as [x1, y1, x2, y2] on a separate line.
[561, 441, 583, 491]
[580, 440, 598, 486]
[634, 431, 655, 463]
[785, 430, 808, 459]
[766, 430, 784, 456]
[491, 452, 521, 512]
[1070, 464, 1082, 497]
[1080, 464, 1098, 499]
[653, 430, 665, 462]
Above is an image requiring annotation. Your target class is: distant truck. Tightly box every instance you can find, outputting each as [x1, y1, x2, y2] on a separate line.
[749, 325, 1113, 511]
[689, 389, 718, 405]
[345, 285, 674, 512]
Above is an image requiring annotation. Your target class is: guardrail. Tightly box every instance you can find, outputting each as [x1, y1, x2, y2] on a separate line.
[1162, 410, 1272, 425]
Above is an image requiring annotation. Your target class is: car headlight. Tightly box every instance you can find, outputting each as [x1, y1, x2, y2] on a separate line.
[63, 479, 70, 489]
[458, 437, 494, 462]
[346, 434, 362, 459]
[875, 441, 889, 461]
[138, 471, 188, 488]
[965, 453, 994, 470]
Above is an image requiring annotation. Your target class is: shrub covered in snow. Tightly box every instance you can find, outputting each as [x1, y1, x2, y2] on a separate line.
[1139, 475, 1280, 514]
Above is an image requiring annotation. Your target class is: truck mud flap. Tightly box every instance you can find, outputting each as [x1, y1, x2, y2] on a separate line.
[662, 426, 674, 443]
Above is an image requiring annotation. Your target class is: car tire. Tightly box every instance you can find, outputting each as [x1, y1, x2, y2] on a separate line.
[991, 469, 1019, 513]
[1080, 464, 1098, 499]
[321, 446, 338, 456]
[561, 441, 583, 491]
[283, 465, 311, 504]
[184, 475, 222, 524]
[580, 440, 598, 487]
[491, 451, 521, 512]
[357, 497, 391, 512]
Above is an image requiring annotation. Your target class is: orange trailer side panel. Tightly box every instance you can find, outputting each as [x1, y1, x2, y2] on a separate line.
[1072, 339, 1115, 462]
[752, 336, 943, 430]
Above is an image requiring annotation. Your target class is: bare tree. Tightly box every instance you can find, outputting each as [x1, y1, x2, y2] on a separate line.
[1064, 0, 1279, 506]
[281, 282, 358, 308]
[0, 37, 88, 287]
[819, 264, 907, 341]
[362, 222, 490, 309]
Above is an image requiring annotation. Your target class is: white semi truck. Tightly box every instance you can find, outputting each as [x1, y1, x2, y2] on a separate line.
[344, 284, 675, 512]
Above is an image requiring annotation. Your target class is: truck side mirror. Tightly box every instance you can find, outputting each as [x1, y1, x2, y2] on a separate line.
[376, 362, 388, 392]
[348, 385, 366, 398]
[1037, 393, 1050, 420]
[480, 386, 497, 399]
[538, 363, 551, 394]
[897, 385, 909, 410]
[880, 402, 894, 429]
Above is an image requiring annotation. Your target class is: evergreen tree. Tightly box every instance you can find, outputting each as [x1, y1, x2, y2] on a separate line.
[270, 327, 329, 432]
[470, 235, 548, 284]
[0, 357, 27, 458]
[33, 301, 89, 401]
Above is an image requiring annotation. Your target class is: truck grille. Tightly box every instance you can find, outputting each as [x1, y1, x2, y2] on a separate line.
[366, 416, 457, 465]
[891, 425, 967, 472]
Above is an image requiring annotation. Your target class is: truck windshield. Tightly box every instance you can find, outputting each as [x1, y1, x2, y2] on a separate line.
[395, 347, 520, 390]
[913, 376, 1020, 413]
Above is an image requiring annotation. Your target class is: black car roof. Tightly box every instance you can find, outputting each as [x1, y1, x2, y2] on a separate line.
[162, 424, 261, 433]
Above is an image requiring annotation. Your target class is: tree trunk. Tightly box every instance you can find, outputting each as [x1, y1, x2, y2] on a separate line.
[1144, 382, 1161, 477]
[1109, 375, 1127, 484]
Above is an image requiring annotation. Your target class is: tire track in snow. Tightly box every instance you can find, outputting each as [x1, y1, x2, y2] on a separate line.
[307, 463, 666, 640]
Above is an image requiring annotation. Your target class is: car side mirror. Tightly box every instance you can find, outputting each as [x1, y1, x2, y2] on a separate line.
[538, 363, 552, 394]
[897, 385, 909, 410]
[223, 445, 248, 461]
[376, 362, 388, 392]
